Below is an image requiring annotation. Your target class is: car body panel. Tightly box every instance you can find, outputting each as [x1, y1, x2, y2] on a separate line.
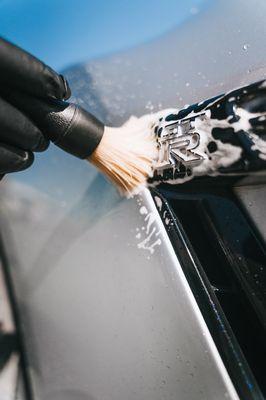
[0, 0, 266, 398]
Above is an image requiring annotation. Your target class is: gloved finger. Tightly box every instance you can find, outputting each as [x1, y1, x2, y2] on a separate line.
[0, 96, 49, 152]
[0, 144, 34, 174]
[0, 37, 71, 100]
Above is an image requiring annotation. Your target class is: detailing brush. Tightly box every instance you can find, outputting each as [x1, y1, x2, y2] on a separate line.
[5, 79, 266, 195]
[4, 90, 157, 195]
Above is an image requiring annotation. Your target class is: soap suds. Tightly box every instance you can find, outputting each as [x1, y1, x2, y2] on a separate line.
[135, 195, 161, 255]
[165, 217, 170, 225]
[145, 210, 156, 234]
[139, 206, 148, 215]
[154, 196, 163, 211]
[149, 81, 266, 185]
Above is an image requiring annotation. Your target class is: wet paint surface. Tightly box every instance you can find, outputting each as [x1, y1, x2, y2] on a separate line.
[3, 0, 266, 397]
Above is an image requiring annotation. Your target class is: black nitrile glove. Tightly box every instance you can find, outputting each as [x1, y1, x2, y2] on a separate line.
[0, 37, 71, 175]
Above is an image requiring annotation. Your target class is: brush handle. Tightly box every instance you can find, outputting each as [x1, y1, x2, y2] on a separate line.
[3, 91, 104, 159]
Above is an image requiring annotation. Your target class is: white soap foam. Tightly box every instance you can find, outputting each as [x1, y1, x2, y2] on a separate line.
[154, 195, 163, 211]
[121, 92, 265, 194]
[149, 103, 266, 185]
[139, 206, 148, 215]
[136, 195, 162, 255]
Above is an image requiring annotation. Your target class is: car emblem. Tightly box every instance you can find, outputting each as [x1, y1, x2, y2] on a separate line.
[153, 116, 205, 180]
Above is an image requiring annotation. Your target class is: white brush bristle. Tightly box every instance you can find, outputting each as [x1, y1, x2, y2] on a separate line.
[88, 114, 159, 196]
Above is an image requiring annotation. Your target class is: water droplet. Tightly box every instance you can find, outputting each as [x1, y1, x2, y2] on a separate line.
[145, 101, 154, 111]
[243, 43, 250, 51]
[228, 51, 232, 55]
[185, 82, 190, 87]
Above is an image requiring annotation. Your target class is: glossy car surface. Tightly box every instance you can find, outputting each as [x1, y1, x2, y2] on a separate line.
[0, 0, 266, 398]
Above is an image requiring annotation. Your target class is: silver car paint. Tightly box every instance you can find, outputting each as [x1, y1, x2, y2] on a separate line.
[0, 0, 266, 398]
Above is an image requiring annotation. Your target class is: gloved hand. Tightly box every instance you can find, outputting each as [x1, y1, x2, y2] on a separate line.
[0, 37, 71, 175]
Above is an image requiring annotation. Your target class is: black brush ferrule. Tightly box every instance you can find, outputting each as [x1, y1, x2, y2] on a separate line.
[3, 90, 104, 159]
